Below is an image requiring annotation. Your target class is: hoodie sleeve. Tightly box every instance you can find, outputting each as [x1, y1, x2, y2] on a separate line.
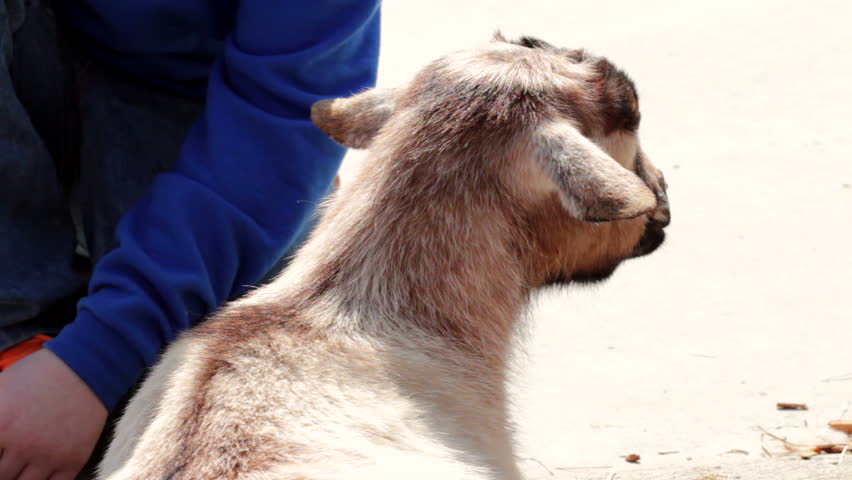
[46, 0, 381, 410]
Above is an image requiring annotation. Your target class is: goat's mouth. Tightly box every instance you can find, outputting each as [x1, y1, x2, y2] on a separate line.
[630, 220, 667, 259]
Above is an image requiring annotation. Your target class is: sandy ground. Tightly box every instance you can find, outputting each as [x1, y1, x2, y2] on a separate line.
[341, 1, 852, 478]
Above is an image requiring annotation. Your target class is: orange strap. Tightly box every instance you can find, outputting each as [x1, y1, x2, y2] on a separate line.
[0, 334, 52, 371]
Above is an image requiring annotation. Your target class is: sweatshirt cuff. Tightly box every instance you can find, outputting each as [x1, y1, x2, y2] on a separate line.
[45, 310, 149, 411]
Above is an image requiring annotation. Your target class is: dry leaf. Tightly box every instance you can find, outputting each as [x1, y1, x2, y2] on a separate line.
[829, 419, 852, 435]
[625, 454, 641, 463]
[812, 444, 848, 454]
[776, 402, 808, 410]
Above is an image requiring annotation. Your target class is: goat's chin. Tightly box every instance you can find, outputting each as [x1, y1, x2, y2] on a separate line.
[630, 221, 667, 259]
[543, 263, 620, 287]
[571, 264, 620, 285]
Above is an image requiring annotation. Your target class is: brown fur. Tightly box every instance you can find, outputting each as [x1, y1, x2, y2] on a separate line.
[99, 35, 670, 480]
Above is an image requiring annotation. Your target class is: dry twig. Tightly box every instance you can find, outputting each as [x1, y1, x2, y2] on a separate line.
[822, 373, 852, 383]
[756, 426, 805, 448]
[519, 457, 553, 477]
[758, 425, 852, 459]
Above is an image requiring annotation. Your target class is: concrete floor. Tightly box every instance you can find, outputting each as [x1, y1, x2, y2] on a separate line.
[342, 1, 852, 478]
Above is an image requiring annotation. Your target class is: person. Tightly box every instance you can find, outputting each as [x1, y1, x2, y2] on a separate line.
[0, 0, 381, 478]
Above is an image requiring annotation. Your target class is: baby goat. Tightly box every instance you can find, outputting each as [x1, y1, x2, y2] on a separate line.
[98, 34, 670, 480]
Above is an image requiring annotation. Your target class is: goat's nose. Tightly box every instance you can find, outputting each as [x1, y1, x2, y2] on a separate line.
[652, 192, 671, 227]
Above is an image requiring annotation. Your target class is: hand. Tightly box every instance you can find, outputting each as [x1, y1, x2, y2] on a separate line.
[0, 349, 108, 480]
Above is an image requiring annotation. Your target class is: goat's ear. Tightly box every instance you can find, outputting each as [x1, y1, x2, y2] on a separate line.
[311, 88, 400, 149]
[531, 120, 657, 222]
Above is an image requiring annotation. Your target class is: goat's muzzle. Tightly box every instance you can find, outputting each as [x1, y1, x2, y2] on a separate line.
[631, 184, 670, 258]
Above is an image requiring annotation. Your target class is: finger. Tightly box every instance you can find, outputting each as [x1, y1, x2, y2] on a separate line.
[0, 451, 25, 480]
[46, 467, 83, 480]
[14, 465, 51, 480]
[46, 473, 75, 480]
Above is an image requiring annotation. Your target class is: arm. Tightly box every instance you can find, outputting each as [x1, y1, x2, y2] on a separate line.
[0, 2, 379, 479]
[46, 0, 381, 411]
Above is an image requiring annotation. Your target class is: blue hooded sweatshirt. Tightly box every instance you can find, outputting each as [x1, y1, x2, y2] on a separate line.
[45, 0, 381, 410]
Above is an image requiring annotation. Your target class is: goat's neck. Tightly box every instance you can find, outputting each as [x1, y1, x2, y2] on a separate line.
[291, 163, 530, 370]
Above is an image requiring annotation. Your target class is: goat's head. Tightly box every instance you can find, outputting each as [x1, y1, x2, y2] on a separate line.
[312, 34, 670, 290]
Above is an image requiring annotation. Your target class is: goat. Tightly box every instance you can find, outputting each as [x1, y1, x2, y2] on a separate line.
[97, 34, 671, 480]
